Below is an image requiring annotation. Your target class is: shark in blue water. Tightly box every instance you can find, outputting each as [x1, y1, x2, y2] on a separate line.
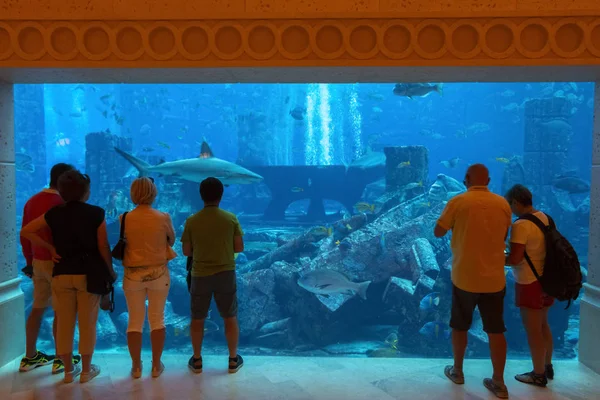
[115, 142, 263, 185]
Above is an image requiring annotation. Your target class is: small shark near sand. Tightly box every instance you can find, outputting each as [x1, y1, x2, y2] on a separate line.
[115, 142, 263, 185]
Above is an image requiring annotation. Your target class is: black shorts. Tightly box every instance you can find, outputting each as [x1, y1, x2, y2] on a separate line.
[190, 270, 238, 319]
[450, 285, 506, 334]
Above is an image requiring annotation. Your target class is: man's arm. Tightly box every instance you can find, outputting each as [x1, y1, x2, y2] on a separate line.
[20, 202, 34, 266]
[434, 200, 455, 238]
[233, 216, 244, 253]
[234, 236, 244, 253]
[181, 219, 192, 256]
[506, 242, 526, 266]
[434, 224, 448, 238]
[183, 242, 193, 257]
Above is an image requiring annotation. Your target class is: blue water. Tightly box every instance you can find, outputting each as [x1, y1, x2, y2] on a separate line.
[14, 82, 592, 359]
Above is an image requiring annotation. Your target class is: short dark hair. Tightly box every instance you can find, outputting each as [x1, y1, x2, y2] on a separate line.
[50, 163, 75, 188]
[200, 177, 224, 203]
[505, 184, 533, 207]
[57, 170, 91, 202]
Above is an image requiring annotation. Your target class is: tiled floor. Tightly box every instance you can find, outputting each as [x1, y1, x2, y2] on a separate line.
[1, 354, 598, 400]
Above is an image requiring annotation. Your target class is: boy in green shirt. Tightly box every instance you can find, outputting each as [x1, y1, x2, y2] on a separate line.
[182, 177, 244, 374]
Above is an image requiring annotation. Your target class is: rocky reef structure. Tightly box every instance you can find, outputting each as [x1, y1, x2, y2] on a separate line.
[384, 146, 428, 192]
[85, 132, 132, 209]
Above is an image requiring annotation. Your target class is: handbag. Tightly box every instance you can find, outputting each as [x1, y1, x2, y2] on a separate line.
[83, 252, 116, 296]
[111, 212, 128, 260]
[68, 224, 116, 297]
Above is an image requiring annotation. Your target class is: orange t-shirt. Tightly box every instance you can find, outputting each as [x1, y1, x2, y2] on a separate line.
[437, 186, 512, 293]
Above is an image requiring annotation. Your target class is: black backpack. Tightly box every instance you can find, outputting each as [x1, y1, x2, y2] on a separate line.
[518, 213, 582, 309]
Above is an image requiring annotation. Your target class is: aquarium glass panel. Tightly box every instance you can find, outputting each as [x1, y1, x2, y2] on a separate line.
[14, 83, 592, 359]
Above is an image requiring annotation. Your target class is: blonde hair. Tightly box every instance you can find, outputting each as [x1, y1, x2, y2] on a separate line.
[130, 177, 157, 205]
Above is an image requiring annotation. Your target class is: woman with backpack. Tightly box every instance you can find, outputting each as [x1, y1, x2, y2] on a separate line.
[504, 184, 554, 387]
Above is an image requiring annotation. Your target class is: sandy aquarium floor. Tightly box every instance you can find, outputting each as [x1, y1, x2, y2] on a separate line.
[1, 354, 598, 400]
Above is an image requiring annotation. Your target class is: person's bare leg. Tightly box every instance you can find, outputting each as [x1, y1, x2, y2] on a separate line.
[25, 308, 45, 358]
[541, 307, 553, 365]
[224, 317, 239, 358]
[127, 332, 143, 369]
[520, 308, 545, 374]
[81, 354, 91, 373]
[452, 329, 468, 372]
[488, 333, 507, 384]
[150, 328, 166, 366]
[191, 319, 205, 359]
[52, 314, 58, 355]
[61, 352, 73, 373]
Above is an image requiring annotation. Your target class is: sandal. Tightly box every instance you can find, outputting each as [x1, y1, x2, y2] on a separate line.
[515, 371, 547, 387]
[444, 365, 464, 385]
[483, 378, 509, 399]
[131, 361, 142, 379]
[152, 361, 165, 378]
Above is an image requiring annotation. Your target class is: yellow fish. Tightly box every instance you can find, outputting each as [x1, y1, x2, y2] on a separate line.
[496, 157, 510, 164]
[345, 224, 353, 231]
[355, 202, 376, 213]
[335, 240, 341, 246]
[158, 141, 170, 149]
[291, 187, 304, 193]
[312, 226, 333, 236]
[397, 161, 411, 168]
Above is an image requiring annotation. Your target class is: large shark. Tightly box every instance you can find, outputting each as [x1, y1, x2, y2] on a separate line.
[348, 151, 386, 169]
[115, 142, 263, 185]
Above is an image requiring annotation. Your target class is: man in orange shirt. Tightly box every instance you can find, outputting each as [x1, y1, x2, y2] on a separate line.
[434, 164, 512, 399]
[19, 163, 81, 374]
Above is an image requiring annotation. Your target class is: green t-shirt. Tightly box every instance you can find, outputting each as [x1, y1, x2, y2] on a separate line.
[181, 206, 244, 277]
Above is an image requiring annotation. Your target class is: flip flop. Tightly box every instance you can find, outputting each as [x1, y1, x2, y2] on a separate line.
[152, 361, 165, 378]
[444, 365, 465, 385]
[483, 378, 509, 399]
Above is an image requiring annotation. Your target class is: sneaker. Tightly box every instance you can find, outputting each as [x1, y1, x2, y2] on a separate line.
[483, 378, 509, 399]
[515, 371, 548, 387]
[80, 364, 101, 383]
[152, 361, 165, 378]
[63, 363, 82, 384]
[228, 354, 243, 373]
[53, 355, 82, 375]
[19, 350, 55, 372]
[188, 356, 202, 374]
[545, 364, 554, 380]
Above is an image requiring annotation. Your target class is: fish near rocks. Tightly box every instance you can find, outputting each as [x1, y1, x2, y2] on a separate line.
[419, 321, 450, 340]
[15, 153, 34, 173]
[297, 269, 371, 300]
[552, 175, 590, 194]
[428, 174, 465, 202]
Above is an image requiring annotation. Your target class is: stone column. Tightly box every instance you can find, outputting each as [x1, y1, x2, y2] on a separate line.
[580, 83, 600, 373]
[0, 84, 25, 367]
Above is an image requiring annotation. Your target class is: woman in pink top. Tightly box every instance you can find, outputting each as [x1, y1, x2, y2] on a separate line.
[120, 177, 176, 379]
